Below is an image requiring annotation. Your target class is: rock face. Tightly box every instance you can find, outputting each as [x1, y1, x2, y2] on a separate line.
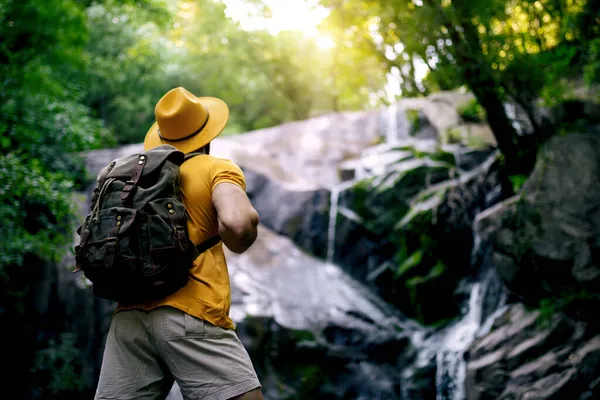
[465, 303, 600, 400]
[208, 91, 498, 261]
[224, 226, 417, 400]
[331, 146, 509, 325]
[477, 133, 600, 315]
[242, 169, 331, 259]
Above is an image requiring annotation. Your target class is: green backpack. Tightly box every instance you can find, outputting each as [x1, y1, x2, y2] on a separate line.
[75, 144, 220, 304]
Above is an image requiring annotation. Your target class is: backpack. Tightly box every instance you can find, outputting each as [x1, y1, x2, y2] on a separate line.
[74, 144, 220, 304]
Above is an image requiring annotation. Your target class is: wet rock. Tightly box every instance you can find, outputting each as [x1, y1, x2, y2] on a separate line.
[406, 108, 438, 140]
[465, 304, 600, 400]
[332, 150, 509, 325]
[211, 108, 386, 188]
[221, 226, 416, 399]
[477, 133, 600, 318]
[243, 168, 330, 259]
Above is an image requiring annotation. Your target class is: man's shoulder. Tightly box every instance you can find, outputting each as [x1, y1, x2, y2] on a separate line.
[186, 154, 239, 167]
[182, 155, 243, 179]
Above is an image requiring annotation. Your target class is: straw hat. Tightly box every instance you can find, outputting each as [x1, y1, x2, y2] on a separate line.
[144, 87, 229, 153]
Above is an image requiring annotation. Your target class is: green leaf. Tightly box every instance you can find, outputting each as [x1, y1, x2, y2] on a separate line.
[395, 250, 423, 279]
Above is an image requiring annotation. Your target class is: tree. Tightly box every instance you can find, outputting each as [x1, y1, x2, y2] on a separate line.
[0, 0, 114, 395]
[320, 0, 599, 173]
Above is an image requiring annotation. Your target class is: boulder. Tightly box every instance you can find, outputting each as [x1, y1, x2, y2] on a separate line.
[242, 167, 330, 259]
[476, 133, 600, 318]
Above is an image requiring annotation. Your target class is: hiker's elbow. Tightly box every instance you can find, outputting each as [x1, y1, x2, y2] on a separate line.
[219, 208, 259, 253]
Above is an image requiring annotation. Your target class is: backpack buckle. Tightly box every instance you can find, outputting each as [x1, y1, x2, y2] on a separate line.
[120, 180, 136, 203]
[122, 180, 135, 191]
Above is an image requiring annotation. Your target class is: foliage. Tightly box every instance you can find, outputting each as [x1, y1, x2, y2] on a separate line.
[0, 0, 111, 273]
[78, 1, 174, 144]
[584, 38, 600, 89]
[0, 0, 113, 396]
[537, 289, 597, 327]
[509, 173, 528, 193]
[75, 0, 388, 142]
[458, 98, 486, 123]
[406, 109, 421, 135]
[320, 0, 600, 173]
[348, 145, 466, 325]
[0, 155, 77, 269]
[32, 333, 84, 394]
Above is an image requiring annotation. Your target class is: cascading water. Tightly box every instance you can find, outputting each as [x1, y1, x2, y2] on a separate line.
[435, 281, 483, 400]
[326, 180, 357, 264]
[386, 103, 400, 145]
[434, 266, 507, 400]
[324, 102, 508, 400]
[326, 103, 409, 265]
[430, 157, 507, 400]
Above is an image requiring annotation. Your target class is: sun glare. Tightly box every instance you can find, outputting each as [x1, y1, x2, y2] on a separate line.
[223, 0, 329, 37]
[316, 35, 336, 50]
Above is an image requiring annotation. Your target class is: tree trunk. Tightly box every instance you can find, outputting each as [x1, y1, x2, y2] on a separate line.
[423, 0, 536, 174]
[452, 19, 532, 174]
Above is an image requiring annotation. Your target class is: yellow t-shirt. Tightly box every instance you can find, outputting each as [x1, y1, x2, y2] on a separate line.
[116, 155, 245, 330]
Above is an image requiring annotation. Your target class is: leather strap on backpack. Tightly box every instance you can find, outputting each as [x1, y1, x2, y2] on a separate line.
[121, 155, 147, 205]
[104, 219, 123, 268]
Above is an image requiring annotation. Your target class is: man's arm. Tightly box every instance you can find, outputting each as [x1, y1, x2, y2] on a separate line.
[212, 182, 259, 254]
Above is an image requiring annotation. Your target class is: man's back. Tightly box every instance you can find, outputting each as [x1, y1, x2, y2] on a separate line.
[96, 87, 263, 400]
[117, 154, 252, 330]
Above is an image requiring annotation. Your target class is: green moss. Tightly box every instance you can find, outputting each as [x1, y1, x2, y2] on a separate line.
[285, 215, 303, 236]
[406, 109, 421, 135]
[350, 178, 376, 221]
[466, 133, 492, 150]
[286, 364, 328, 400]
[537, 288, 597, 327]
[405, 261, 449, 324]
[445, 127, 463, 144]
[458, 98, 486, 123]
[406, 261, 447, 289]
[509, 174, 528, 193]
[291, 329, 315, 342]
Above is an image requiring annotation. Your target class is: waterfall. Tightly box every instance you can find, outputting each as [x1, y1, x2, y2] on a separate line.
[432, 208, 507, 400]
[386, 103, 400, 145]
[435, 281, 483, 400]
[326, 184, 341, 264]
[433, 263, 507, 400]
[385, 102, 411, 144]
[326, 179, 360, 264]
[326, 103, 409, 265]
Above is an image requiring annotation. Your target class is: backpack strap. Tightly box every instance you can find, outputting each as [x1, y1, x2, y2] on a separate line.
[195, 235, 221, 255]
[184, 151, 204, 162]
[120, 154, 147, 205]
[90, 161, 116, 212]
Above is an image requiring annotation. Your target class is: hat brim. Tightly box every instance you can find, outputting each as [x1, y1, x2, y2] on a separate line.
[144, 96, 229, 154]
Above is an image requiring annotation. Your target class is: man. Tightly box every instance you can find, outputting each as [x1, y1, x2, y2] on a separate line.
[95, 87, 263, 400]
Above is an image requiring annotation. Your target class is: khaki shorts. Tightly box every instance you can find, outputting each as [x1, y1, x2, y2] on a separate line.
[95, 307, 261, 400]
